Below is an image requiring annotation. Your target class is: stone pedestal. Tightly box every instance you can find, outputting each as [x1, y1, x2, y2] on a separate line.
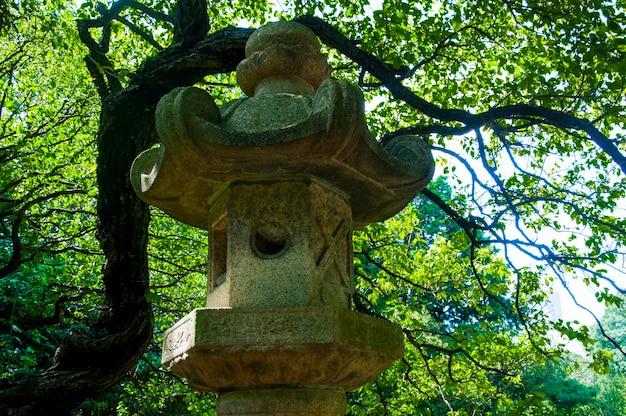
[216, 388, 347, 416]
[162, 307, 403, 415]
[161, 178, 404, 414]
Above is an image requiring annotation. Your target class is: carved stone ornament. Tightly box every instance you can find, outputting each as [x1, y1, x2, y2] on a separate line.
[130, 21, 434, 230]
[130, 20, 435, 416]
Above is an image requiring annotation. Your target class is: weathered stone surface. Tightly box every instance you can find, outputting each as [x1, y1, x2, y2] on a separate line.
[130, 22, 434, 230]
[131, 21, 425, 415]
[206, 179, 353, 309]
[162, 307, 404, 392]
[217, 388, 346, 416]
[237, 21, 331, 97]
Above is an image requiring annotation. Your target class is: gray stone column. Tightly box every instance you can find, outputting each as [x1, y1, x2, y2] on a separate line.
[205, 180, 353, 310]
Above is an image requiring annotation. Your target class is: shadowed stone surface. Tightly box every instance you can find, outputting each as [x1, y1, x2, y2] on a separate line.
[131, 20, 434, 416]
[130, 22, 434, 230]
[217, 388, 347, 416]
[162, 307, 404, 391]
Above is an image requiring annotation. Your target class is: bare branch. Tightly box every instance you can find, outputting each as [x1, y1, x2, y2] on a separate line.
[0, 189, 87, 279]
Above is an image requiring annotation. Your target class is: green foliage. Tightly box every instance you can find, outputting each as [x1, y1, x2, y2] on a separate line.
[75, 346, 217, 415]
[349, 177, 561, 414]
[0, 0, 103, 379]
[2, 0, 626, 414]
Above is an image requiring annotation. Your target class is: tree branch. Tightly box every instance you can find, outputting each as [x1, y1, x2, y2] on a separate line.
[296, 15, 626, 175]
[0, 189, 87, 279]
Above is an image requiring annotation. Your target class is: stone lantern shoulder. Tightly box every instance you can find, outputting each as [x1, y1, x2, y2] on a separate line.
[131, 80, 433, 229]
[131, 21, 434, 229]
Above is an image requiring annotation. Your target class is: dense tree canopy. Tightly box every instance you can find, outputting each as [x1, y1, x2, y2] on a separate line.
[1, 0, 625, 414]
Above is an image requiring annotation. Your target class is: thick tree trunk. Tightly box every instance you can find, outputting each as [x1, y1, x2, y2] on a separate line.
[0, 72, 158, 416]
[0, 23, 251, 416]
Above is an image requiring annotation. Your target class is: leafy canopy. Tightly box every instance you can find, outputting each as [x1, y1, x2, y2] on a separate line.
[1, 0, 625, 414]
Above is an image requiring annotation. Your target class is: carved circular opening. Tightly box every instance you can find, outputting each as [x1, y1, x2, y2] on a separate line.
[251, 220, 290, 258]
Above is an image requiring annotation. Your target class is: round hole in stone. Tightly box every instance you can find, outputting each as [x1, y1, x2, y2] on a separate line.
[251, 220, 290, 258]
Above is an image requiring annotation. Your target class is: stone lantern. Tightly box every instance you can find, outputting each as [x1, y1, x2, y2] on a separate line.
[130, 21, 434, 416]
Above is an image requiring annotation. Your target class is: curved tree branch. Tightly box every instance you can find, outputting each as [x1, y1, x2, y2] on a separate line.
[296, 15, 626, 175]
[0, 189, 87, 279]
